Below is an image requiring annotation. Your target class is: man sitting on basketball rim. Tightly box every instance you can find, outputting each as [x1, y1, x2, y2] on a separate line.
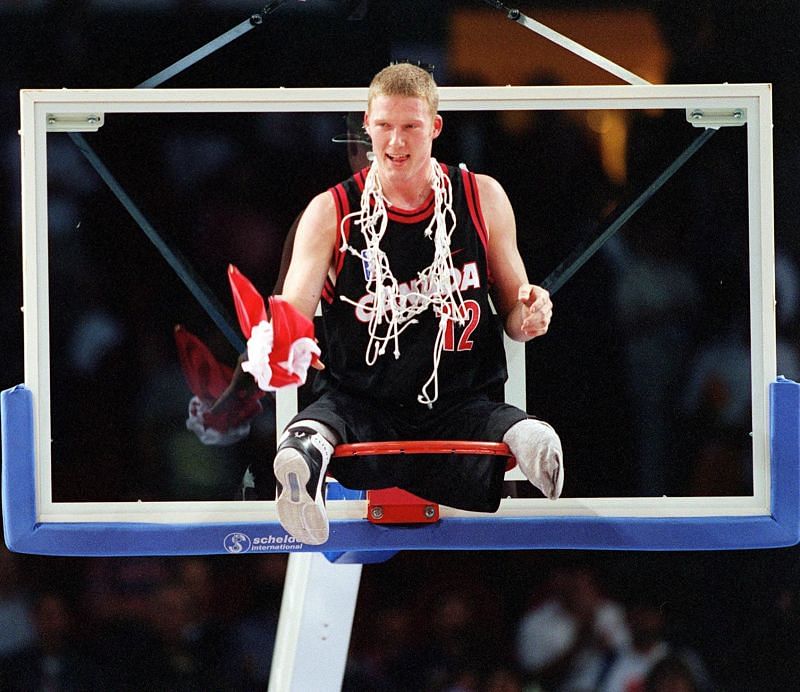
[197, 63, 563, 545]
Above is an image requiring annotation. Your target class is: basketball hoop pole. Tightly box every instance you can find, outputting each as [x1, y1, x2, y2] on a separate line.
[477, 0, 724, 297]
[479, 0, 651, 86]
[67, 3, 296, 354]
[541, 127, 718, 295]
[136, 3, 288, 89]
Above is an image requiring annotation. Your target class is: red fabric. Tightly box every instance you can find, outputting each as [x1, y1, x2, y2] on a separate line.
[228, 264, 320, 390]
[174, 325, 233, 400]
[174, 325, 263, 433]
[227, 264, 267, 339]
[266, 294, 320, 386]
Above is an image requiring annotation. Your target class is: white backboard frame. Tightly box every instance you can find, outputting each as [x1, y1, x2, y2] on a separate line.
[7, 83, 786, 555]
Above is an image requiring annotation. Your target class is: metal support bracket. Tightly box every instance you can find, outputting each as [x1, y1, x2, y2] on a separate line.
[481, 0, 650, 85]
[46, 112, 103, 132]
[367, 488, 440, 524]
[686, 107, 747, 128]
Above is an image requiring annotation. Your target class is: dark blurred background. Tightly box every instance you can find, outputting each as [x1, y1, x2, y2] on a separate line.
[1, 1, 799, 690]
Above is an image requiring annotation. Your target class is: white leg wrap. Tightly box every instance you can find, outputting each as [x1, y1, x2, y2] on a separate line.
[504, 419, 564, 500]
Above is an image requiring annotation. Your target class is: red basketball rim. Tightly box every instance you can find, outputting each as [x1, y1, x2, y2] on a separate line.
[333, 440, 516, 470]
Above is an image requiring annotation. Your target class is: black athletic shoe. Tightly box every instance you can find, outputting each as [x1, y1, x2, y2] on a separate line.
[274, 427, 332, 545]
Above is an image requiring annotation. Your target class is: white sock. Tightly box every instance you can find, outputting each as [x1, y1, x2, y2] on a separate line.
[504, 419, 564, 499]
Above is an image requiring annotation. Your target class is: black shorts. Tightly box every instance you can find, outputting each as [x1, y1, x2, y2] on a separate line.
[289, 388, 528, 512]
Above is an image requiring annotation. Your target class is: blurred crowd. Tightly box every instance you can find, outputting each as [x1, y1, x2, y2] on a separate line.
[1, 545, 799, 691]
[1, 1, 800, 690]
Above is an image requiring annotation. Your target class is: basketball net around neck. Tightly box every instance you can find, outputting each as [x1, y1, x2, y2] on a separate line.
[339, 158, 467, 407]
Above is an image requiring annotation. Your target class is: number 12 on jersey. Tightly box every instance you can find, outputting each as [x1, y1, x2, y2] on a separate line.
[441, 299, 480, 351]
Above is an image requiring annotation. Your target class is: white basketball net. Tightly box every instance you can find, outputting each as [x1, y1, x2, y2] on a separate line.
[339, 158, 467, 406]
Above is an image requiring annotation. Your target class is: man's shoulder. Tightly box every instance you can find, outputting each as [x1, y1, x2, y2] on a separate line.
[442, 164, 502, 193]
[471, 172, 507, 203]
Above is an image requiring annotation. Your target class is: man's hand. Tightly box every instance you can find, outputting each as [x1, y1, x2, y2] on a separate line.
[518, 284, 552, 339]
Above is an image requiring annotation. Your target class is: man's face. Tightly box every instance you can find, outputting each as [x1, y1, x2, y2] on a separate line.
[364, 95, 442, 189]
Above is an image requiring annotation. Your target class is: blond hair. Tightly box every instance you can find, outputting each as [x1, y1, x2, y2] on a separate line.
[367, 63, 439, 118]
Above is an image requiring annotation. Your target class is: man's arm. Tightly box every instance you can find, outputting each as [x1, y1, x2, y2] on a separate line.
[211, 190, 338, 411]
[476, 173, 553, 343]
[277, 190, 339, 320]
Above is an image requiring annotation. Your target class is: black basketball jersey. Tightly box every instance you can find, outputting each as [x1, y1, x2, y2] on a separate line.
[316, 163, 508, 407]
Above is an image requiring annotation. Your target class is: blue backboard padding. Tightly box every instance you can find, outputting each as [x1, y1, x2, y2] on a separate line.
[1, 385, 38, 549]
[2, 380, 799, 557]
[770, 376, 800, 533]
